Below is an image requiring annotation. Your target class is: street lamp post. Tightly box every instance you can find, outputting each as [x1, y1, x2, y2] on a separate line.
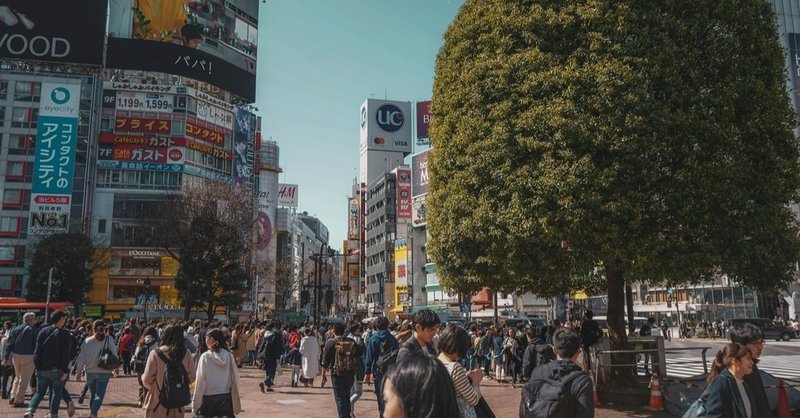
[44, 267, 54, 323]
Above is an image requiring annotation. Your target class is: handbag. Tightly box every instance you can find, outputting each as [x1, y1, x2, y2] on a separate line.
[682, 389, 709, 418]
[195, 393, 234, 418]
[97, 336, 122, 370]
[475, 396, 496, 418]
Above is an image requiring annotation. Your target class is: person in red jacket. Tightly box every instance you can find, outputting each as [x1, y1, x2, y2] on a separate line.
[118, 327, 136, 376]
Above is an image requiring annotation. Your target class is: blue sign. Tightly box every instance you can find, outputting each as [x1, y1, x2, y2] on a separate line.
[376, 103, 404, 132]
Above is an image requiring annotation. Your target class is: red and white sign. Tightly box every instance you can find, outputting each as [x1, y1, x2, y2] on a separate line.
[115, 117, 172, 134]
[396, 168, 412, 219]
[278, 184, 298, 208]
[34, 195, 70, 205]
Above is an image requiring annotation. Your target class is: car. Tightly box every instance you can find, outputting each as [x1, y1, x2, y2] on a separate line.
[730, 318, 795, 341]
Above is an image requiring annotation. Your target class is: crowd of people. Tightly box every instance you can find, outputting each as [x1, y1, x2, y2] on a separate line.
[0, 308, 781, 418]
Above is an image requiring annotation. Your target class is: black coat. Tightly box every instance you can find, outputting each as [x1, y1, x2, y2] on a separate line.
[396, 335, 436, 366]
[703, 368, 764, 418]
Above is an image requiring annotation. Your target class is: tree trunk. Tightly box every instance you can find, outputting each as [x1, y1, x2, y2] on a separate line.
[605, 265, 635, 379]
[626, 284, 635, 334]
[206, 304, 216, 322]
[183, 293, 193, 321]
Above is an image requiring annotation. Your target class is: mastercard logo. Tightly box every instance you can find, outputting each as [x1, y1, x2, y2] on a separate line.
[373, 137, 385, 144]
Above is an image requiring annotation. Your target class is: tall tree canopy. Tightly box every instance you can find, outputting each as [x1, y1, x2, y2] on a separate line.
[428, 0, 800, 350]
[27, 233, 96, 307]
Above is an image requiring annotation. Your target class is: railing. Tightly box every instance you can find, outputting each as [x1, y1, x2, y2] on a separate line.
[592, 338, 713, 385]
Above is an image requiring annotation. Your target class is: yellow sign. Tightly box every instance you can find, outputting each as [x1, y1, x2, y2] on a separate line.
[161, 256, 179, 276]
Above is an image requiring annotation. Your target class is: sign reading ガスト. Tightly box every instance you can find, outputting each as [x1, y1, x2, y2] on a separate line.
[29, 82, 80, 235]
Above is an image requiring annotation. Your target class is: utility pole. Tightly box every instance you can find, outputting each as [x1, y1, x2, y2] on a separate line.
[45, 267, 53, 323]
[314, 243, 326, 326]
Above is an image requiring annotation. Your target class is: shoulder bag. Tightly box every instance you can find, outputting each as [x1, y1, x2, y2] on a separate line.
[97, 336, 122, 370]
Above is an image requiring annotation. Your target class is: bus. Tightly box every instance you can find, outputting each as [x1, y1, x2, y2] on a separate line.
[0, 298, 75, 325]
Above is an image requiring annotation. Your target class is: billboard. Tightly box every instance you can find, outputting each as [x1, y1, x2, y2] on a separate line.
[396, 168, 412, 219]
[278, 184, 298, 208]
[232, 109, 255, 189]
[0, 0, 106, 65]
[411, 149, 430, 197]
[106, 0, 257, 101]
[412, 195, 427, 227]
[416, 100, 432, 139]
[29, 82, 80, 235]
[359, 99, 413, 154]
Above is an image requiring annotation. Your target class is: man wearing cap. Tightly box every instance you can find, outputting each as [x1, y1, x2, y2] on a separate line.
[74, 320, 117, 418]
[3, 312, 38, 408]
[24, 311, 71, 418]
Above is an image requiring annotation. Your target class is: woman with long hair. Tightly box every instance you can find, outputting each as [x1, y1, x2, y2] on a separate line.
[437, 325, 485, 418]
[193, 328, 241, 418]
[133, 326, 159, 407]
[230, 323, 247, 368]
[142, 323, 196, 418]
[382, 353, 460, 418]
[699, 343, 758, 418]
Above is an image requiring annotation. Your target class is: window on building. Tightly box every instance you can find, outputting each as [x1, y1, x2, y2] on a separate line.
[0, 80, 7, 100]
[6, 161, 24, 177]
[3, 189, 22, 205]
[0, 217, 18, 232]
[0, 275, 12, 290]
[98, 219, 106, 234]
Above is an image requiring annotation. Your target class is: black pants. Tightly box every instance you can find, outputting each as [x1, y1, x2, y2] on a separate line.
[0, 365, 13, 397]
[121, 352, 133, 375]
[331, 374, 354, 418]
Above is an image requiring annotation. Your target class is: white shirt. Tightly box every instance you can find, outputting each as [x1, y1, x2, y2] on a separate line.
[734, 376, 752, 418]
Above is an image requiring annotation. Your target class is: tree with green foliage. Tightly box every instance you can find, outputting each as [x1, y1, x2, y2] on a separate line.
[27, 233, 97, 307]
[429, 0, 800, 360]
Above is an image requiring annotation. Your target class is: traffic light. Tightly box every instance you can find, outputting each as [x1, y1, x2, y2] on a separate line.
[300, 290, 310, 306]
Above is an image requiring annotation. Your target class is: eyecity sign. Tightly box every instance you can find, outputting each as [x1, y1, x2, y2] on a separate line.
[0, 0, 106, 65]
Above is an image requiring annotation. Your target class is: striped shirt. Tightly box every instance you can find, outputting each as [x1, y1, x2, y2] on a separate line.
[443, 358, 480, 406]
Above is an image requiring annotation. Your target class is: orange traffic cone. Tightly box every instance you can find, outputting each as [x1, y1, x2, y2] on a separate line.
[645, 374, 665, 411]
[587, 370, 601, 406]
[777, 379, 792, 418]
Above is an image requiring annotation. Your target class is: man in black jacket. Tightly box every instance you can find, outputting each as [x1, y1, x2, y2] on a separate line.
[24, 311, 71, 418]
[321, 322, 361, 418]
[730, 323, 771, 417]
[396, 309, 438, 365]
[520, 327, 594, 418]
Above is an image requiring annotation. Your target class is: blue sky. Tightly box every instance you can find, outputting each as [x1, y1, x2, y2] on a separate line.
[255, 0, 463, 249]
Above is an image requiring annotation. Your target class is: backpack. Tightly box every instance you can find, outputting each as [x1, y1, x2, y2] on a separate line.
[332, 337, 356, 375]
[154, 348, 191, 410]
[374, 339, 398, 375]
[521, 370, 585, 418]
[133, 340, 156, 374]
[259, 332, 282, 361]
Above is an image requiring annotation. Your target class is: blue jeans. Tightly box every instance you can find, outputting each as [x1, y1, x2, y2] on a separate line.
[331, 374, 354, 418]
[28, 370, 64, 416]
[86, 372, 111, 416]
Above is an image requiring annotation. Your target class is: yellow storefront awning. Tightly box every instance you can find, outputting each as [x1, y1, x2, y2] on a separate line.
[572, 291, 588, 300]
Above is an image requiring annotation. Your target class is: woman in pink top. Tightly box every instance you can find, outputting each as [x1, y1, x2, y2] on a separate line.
[142, 323, 196, 418]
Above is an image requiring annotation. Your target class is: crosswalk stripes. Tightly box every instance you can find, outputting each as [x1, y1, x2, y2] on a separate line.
[637, 355, 800, 381]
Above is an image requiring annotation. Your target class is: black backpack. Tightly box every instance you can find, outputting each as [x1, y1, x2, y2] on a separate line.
[133, 341, 156, 374]
[374, 339, 398, 375]
[520, 370, 585, 418]
[154, 348, 191, 410]
[259, 332, 283, 361]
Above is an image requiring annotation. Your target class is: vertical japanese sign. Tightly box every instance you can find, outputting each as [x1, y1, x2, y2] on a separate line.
[394, 242, 409, 306]
[348, 197, 360, 240]
[396, 168, 412, 220]
[29, 82, 80, 235]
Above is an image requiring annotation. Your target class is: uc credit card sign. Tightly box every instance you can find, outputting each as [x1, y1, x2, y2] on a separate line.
[29, 82, 80, 235]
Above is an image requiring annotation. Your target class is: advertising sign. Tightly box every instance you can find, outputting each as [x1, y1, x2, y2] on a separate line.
[0, 0, 106, 65]
[187, 120, 224, 146]
[115, 117, 172, 134]
[416, 100, 432, 139]
[98, 143, 184, 164]
[348, 197, 359, 241]
[232, 109, 255, 189]
[99, 133, 180, 147]
[359, 99, 413, 154]
[82, 304, 104, 318]
[29, 82, 80, 235]
[411, 149, 430, 197]
[396, 168, 412, 219]
[197, 100, 234, 131]
[394, 242, 408, 287]
[106, 0, 258, 101]
[278, 184, 298, 208]
[113, 90, 174, 113]
[412, 195, 427, 227]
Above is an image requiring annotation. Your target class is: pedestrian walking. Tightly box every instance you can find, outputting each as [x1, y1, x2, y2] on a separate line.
[382, 353, 460, 418]
[363, 316, 399, 417]
[142, 323, 196, 418]
[503, 328, 523, 387]
[729, 323, 770, 417]
[437, 325, 486, 418]
[230, 324, 247, 368]
[3, 312, 38, 408]
[520, 327, 594, 418]
[299, 327, 320, 387]
[579, 310, 602, 371]
[286, 339, 302, 387]
[133, 326, 160, 408]
[193, 328, 241, 418]
[396, 310, 438, 365]
[74, 320, 118, 418]
[346, 322, 366, 416]
[244, 325, 258, 366]
[256, 321, 282, 393]
[119, 327, 136, 376]
[0, 321, 14, 400]
[691, 343, 756, 418]
[23, 311, 71, 418]
[320, 322, 361, 418]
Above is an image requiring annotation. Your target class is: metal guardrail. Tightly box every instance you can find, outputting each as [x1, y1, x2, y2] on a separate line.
[591, 337, 714, 384]
[664, 346, 712, 374]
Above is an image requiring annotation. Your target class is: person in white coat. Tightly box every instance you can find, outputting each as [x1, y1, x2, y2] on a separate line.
[298, 328, 320, 387]
[193, 328, 241, 417]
